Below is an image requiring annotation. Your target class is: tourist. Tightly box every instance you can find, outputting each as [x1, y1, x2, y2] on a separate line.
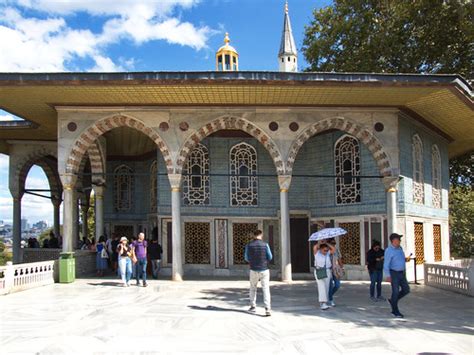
[132, 232, 148, 287]
[148, 237, 163, 279]
[48, 231, 59, 248]
[105, 234, 113, 268]
[327, 238, 344, 307]
[366, 240, 385, 301]
[313, 242, 334, 310]
[42, 238, 49, 248]
[117, 236, 133, 287]
[130, 236, 137, 279]
[110, 234, 119, 273]
[244, 229, 273, 316]
[384, 233, 410, 318]
[95, 236, 108, 277]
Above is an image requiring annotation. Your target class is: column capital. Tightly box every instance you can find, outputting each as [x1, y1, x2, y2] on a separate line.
[92, 184, 105, 197]
[60, 173, 78, 191]
[168, 174, 182, 190]
[382, 176, 400, 192]
[278, 175, 292, 192]
[51, 198, 62, 208]
[11, 190, 24, 200]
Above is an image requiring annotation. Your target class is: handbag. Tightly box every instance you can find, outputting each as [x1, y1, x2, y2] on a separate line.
[315, 255, 328, 279]
[100, 246, 109, 259]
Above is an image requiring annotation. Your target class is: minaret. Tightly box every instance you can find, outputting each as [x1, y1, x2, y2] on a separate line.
[216, 32, 239, 71]
[278, 1, 298, 72]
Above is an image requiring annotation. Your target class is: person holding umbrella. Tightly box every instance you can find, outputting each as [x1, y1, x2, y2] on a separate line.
[313, 241, 335, 310]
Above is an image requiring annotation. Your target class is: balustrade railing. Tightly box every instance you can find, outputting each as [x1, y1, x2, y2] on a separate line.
[424, 259, 473, 297]
[0, 260, 55, 295]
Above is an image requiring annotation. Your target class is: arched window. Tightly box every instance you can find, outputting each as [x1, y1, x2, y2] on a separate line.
[431, 145, 442, 208]
[183, 143, 210, 205]
[114, 165, 133, 211]
[335, 135, 361, 205]
[412, 134, 424, 204]
[150, 160, 157, 212]
[230, 142, 258, 206]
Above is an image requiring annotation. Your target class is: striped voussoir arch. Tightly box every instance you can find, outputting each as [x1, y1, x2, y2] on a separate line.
[286, 117, 393, 177]
[66, 114, 173, 175]
[175, 116, 285, 175]
[76, 141, 106, 185]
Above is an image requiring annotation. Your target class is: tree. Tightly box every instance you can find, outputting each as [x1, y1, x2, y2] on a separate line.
[87, 193, 96, 241]
[303, 0, 473, 78]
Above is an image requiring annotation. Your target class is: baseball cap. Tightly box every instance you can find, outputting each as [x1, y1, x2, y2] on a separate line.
[389, 233, 403, 241]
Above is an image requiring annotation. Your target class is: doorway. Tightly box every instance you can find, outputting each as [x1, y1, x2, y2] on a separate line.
[290, 216, 310, 273]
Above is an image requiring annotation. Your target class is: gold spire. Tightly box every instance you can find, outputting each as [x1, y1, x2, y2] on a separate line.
[224, 32, 230, 45]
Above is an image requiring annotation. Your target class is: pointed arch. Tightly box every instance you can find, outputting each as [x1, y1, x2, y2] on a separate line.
[230, 142, 258, 206]
[114, 164, 134, 212]
[286, 117, 393, 177]
[412, 134, 424, 204]
[182, 143, 210, 205]
[431, 144, 442, 208]
[175, 116, 284, 175]
[334, 134, 361, 205]
[66, 114, 172, 175]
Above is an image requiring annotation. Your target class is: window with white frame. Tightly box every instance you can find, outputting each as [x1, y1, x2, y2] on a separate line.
[150, 160, 157, 212]
[412, 134, 424, 204]
[114, 165, 133, 211]
[431, 145, 442, 208]
[335, 135, 361, 204]
[230, 142, 258, 206]
[183, 143, 210, 205]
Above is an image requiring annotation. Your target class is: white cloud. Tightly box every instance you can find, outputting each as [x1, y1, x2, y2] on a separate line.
[0, 0, 214, 72]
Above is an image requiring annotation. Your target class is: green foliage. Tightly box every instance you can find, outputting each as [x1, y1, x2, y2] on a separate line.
[449, 151, 473, 188]
[38, 227, 53, 245]
[0, 240, 12, 266]
[87, 193, 96, 241]
[449, 186, 474, 257]
[303, 0, 473, 78]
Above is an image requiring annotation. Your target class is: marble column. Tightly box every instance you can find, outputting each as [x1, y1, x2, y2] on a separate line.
[169, 174, 183, 281]
[93, 185, 105, 241]
[383, 177, 399, 236]
[278, 175, 292, 282]
[11, 192, 23, 264]
[81, 203, 89, 243]
[60, 174, 77, 253]
[52, 198, 61, 240]
[72, 192, 79, 246]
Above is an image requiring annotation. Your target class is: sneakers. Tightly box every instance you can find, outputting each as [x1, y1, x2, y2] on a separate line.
[320, 303, 330, 310]
[136, 281, 140, 286]
[248, 306, 256, 313]
[328, 301, 336, 307]
[391, 311, 404, 318]
[377, 296, 386, 301]
[370, 296, 378, 302]
[265, 309, 272, 317]
[143, 282, 148, 287]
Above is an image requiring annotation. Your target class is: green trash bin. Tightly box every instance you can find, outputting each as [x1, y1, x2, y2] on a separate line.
[59, 252, 75, 283]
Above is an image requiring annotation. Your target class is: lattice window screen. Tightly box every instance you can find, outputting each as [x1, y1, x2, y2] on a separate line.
[433, 224, 442, 262]
[114, 165, 133, 212]
[150, 160, 157, 212]
[412, 135, 424, 204]
[113, 225, 134, 239]
[335, 135, 361, 205]
[183, 143, 210, 205]
[414, 222, 425, 264]
[230, 143, 258, 206]
[184, 222, 211, 264]
[338, 222, 361, 265]
[431, 145, 442, 208]
[232, 223, 258, 265]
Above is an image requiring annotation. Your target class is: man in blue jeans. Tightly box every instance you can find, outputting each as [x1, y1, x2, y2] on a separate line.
[383, 233, 410, 318]
[366, 241, 385, 301]
[132, 233, 148, 287]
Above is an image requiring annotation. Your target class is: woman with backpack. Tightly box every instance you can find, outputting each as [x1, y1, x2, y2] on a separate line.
[96, 235, 108, 277]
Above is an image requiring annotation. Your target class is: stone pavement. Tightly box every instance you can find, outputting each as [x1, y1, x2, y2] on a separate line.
[0, 277, 473, 354]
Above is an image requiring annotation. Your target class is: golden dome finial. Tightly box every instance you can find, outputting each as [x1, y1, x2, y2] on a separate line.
[224, 32, 230, 45]
[285, 1, 288, 13]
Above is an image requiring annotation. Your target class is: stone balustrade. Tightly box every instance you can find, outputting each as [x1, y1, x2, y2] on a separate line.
[0, 260, 55, 295]
[424, 259, 473, 297]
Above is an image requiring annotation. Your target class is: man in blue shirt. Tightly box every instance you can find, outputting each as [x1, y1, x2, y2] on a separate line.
[384, 233, 410, 318]
[244, 229, 273, 316]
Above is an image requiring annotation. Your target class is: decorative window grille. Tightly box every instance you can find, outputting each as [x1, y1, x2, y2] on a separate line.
[431, 145, 442, 208]
[335, 135, 361, 205]
[230, 143, 258, 206]
[184, 222, 211, 264]
[414, 222, 425, 264]
[232, 223, 258, 265]
[150, 160, 157, 212]
[183, 143, 210, 205]
[433, 224, 442, 262]
[412, 134, 424, 204]
[114, 165, 133, 212]
[338, 222, 361, 265]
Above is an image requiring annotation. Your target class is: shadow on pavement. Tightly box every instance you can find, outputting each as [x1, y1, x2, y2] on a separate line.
[188, 305, 267, 317]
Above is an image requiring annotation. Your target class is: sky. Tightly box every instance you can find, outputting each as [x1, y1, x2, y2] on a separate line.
[0, 0, 332, 225]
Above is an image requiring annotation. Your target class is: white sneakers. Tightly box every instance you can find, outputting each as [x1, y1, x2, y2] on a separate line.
[328, 301, 336, 307]
[320, 303, 330, 310]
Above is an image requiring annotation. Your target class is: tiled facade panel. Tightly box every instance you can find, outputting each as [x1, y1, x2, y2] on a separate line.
[290, 131, 386, 217]
[398, 117, 449, 218]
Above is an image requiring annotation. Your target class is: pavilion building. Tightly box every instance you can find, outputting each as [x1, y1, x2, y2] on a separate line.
[0, 4, 472, 281]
